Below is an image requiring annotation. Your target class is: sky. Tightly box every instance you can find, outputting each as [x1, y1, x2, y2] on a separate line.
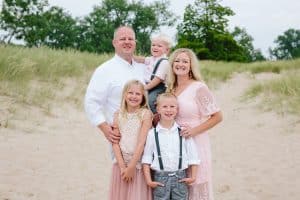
[1, 0, 299, 57]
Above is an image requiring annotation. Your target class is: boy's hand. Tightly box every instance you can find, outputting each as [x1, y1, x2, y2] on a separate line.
[147, 181, 164, 188]
[179, 177, 196, 185]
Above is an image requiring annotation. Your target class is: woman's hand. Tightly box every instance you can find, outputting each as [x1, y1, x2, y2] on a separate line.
[180, 124, 194, 138]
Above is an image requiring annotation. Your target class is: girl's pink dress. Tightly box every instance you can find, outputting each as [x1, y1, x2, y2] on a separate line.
[176, 81, 220, 200]
[108, 109, 152, 200]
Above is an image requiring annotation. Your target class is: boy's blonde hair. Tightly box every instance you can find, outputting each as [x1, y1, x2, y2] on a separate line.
[156, 92, 178, 107]
[166, 48, 202, 93]
[120, 80, 149, 116]
[151, 33, 173, 49]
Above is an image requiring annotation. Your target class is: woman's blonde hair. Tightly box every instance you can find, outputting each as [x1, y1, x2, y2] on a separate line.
[119, 80, 149, 117]
[166, 48, 202, 93]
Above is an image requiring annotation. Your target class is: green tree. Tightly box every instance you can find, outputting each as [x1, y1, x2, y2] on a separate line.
[130, 1, 176, 53]
[76, 0, 127, 53]
[0, 0, 48, 44]
[270, 28, 300, 60]
[41, 6, 78, 49]
[176, 0, 246, 61]
[78, 0, 176, 54]
[232, 26, 265, 62]
[0, 0, 176, 53]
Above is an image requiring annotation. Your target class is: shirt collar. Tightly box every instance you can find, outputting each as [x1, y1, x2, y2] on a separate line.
[114, 54, 135, 66]
[156, 121, 180, 132]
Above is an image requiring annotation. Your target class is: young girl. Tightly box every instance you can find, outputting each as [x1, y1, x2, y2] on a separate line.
[108, 80, 152, 200]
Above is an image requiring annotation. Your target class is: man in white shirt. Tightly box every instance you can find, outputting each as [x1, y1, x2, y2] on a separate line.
[84, 26, 145, 144]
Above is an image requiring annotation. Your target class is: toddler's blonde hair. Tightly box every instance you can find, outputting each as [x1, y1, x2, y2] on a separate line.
[151, 33, 173, 49]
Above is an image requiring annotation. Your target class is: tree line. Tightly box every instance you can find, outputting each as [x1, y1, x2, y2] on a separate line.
[1, 0, 299, 61]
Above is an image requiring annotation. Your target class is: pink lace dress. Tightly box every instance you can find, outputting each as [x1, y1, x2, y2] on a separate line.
[108, 109, 152, 200]
[176, 81, 220, 200]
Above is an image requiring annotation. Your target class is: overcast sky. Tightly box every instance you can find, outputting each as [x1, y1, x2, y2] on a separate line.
[1, 0, 299, 56]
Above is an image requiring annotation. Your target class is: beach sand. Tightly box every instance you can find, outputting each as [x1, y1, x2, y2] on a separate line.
[1, 73, 299, 200]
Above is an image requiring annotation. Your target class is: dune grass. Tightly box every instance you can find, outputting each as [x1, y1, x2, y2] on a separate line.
[201, 59, 300, 115]
[200, 58, 300, 84]
[1, 44, 300, 116]
[0, 44, 111, 108]
[200, 60, 243, 84]
[244, 70, 300, 115]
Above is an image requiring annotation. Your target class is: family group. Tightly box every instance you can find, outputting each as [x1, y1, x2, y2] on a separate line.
[84, 26, 222, 200]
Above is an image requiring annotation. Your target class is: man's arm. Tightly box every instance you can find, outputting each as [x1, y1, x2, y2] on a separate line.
[84, 66, 119, 143]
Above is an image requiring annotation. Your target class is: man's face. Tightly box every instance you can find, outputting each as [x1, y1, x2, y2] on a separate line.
[113, 27, 136, 58]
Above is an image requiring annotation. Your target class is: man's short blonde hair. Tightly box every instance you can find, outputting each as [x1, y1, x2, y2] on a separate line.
[151, 33, 173, 48]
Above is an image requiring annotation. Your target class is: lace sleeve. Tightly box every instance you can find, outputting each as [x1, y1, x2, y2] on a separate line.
[195, 84, 220, 117]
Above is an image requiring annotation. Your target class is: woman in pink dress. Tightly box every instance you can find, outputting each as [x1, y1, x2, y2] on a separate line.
[166, 48, 223, 200]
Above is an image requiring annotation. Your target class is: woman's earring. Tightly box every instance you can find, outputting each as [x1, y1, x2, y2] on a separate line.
[189, 71, 193, 79]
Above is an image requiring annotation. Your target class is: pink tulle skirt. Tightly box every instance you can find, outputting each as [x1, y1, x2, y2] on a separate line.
[108, 163, 152, 200]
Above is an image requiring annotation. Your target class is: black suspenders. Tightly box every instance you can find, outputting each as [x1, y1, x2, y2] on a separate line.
[154, 127, 182, 170]
[150, 58, 168, 80]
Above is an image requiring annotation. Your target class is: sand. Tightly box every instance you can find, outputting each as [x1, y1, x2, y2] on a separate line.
[1, 73, 299, 200]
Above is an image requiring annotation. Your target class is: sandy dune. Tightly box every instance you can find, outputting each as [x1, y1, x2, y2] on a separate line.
[0, 73, 299, 200]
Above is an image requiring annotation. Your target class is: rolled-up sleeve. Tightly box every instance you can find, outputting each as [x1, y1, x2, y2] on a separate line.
[84, 67, 108, 126]
[185, 138, 201, 165]
[142, 131, 155, 164]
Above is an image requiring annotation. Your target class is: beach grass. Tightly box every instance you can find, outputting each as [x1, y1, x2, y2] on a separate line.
[200, 58, 300, 84]
[1, 44, 300, 116]
[0, 44, 111, 107]
[243, 70, 300, 115]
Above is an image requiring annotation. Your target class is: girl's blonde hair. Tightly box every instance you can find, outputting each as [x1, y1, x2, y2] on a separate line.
[120, 80, 149, 117]
[166, 48, 202, 93]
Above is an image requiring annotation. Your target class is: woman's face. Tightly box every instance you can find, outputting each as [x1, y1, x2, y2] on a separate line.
[172, 52, 191, 77]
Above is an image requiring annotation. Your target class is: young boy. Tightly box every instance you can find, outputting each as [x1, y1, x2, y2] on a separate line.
[135, 34, 172, 113]
[142, 93, 200, 200]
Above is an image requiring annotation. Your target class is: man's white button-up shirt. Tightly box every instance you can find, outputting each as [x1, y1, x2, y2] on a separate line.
[84, 54, 145, 126]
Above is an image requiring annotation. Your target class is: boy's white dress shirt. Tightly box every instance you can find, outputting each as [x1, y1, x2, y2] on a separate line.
[142, 122, 200, 171]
